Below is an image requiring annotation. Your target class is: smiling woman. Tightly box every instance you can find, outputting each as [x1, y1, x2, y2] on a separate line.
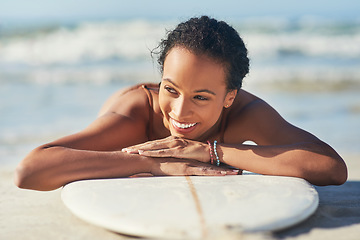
[14, 16, 347, 191]
[159, 48, 236, 140]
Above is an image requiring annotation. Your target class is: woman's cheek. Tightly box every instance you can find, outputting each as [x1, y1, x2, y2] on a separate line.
[159, 96, 172, 128]
[199, 105, 218, 125]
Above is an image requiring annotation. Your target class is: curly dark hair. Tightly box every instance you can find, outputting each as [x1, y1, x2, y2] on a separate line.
[154, 16, 249, 90]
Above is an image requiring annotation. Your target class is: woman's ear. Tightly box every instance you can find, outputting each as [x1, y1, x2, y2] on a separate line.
[224, 89, 237, 108]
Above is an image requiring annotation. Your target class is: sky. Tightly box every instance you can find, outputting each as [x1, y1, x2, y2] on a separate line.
[0, 0, 359, 24]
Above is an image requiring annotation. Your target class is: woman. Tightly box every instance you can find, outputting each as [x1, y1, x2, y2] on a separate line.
[15, 16, 347, 191]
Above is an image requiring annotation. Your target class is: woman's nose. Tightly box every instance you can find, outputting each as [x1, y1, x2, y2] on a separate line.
[172, 97, 192, 119]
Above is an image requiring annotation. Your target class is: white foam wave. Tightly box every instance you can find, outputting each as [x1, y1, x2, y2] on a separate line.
[0, 20, 171, 66]
[245, 66, 360, 89]
[0, 63, 161, 85]
[1, 19, 359, 87]
[1, 19, 360, 67]
[243, 32, 360, 60]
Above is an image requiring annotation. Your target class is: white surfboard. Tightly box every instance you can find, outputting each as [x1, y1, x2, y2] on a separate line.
[61, 174, 318, 239]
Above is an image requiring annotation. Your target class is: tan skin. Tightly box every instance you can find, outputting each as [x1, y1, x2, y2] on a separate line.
[15, 47, 347, 191]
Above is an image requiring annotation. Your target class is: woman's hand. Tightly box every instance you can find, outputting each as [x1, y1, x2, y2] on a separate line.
[150, 157, 240, 176]
[122, 136, 210, 162]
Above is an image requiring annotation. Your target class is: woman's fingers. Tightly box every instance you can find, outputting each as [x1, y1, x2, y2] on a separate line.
[122, 143, 158, 153]
[151, 158, 240, 176]
[137, 149, 175, 157]
[138, 148, 209, 163]
[122, 136, 193, 153]
[123, 137, 210, 163]
[122, 137, 174, 153]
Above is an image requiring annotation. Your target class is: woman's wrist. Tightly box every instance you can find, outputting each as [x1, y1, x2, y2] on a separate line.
[206, 140, 222, 166]
[117, 151, 155, 175]
[206, 141, 215, 164]
[138, 154, 156, 175]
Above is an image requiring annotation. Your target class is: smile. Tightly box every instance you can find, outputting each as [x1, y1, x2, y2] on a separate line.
[171, 119, 197, 130]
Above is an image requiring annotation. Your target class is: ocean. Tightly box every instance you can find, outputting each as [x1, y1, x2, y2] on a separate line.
[1, 17, 359, 168]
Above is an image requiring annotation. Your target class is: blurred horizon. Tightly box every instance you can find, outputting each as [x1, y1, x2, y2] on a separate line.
[1, 0, 360, 24]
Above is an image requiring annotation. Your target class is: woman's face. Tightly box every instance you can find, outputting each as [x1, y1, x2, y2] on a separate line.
[159, 47, 237, 140]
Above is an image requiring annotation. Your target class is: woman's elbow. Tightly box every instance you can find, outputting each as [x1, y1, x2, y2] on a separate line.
[314, 156, 348, 186]
[14, 148, 58, 191]
[14, 161, 32, 189]
[14, 163, 60, 191]
[330, 157, 348, 185]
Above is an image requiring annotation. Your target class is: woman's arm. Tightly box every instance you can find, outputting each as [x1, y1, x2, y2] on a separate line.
[123, 135, 346, 186]
[218, 141, 347, 186]
[124, 95, 347, 186]
[127, 132, 347, 186]
[220, 97, 347, 186]
[15, 146, 154, 191]
[15, 112, 238, 191]
[14, 112, 151, 191]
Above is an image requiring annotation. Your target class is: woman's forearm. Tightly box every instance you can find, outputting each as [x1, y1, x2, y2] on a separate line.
[219, 141, 347, 186]
[14, 145, 152, 191]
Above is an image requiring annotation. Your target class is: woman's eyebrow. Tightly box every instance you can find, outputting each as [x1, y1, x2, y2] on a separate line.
[162, 78, 177, 86]
[194, 89, 216, 95]
[163, 78, 216, 95]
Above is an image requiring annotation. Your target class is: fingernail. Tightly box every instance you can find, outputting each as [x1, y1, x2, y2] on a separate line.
[232, 169, 239, 173]
[138, 150, 144, 154]
[122, 148, 137, 154]
[221, 171, 227, 175]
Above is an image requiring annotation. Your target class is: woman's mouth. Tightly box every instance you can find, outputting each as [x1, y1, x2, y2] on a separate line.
[170, 118, 198, 133]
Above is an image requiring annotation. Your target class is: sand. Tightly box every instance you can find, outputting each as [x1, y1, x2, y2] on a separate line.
[1, 154, 359, 240]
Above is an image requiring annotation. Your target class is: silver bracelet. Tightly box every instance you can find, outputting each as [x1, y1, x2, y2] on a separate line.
[213, 140, 220, 166]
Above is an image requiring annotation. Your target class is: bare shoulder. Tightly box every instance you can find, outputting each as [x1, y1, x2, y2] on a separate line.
[227, 89, 263, 119]
[98, 85, 150, 119]
[48, 85, 153, 151]
[225, 89, 318, 145]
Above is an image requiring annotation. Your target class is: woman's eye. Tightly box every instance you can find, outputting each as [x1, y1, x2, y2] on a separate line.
[194, 95, 208, 101]
[165, 86, 177, 94]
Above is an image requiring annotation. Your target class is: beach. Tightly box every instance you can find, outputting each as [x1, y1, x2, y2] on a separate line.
[1, 15, 360, 239]
[0, 154, 359, 240]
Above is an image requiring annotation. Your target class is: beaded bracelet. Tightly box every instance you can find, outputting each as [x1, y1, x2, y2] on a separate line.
[213, 140, 220, 166]
[207, 141, 215, 164]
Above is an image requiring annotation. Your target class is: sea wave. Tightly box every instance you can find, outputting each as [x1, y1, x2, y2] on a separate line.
[0, 18, 359, 87]
[0, 20, 169, 65]
[1, 19, 359, 64]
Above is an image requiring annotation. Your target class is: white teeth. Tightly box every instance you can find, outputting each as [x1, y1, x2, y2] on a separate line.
[172, 120, 197, 129]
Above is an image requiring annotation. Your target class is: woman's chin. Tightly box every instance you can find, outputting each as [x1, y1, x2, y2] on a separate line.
[170, 129, 197, 140]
